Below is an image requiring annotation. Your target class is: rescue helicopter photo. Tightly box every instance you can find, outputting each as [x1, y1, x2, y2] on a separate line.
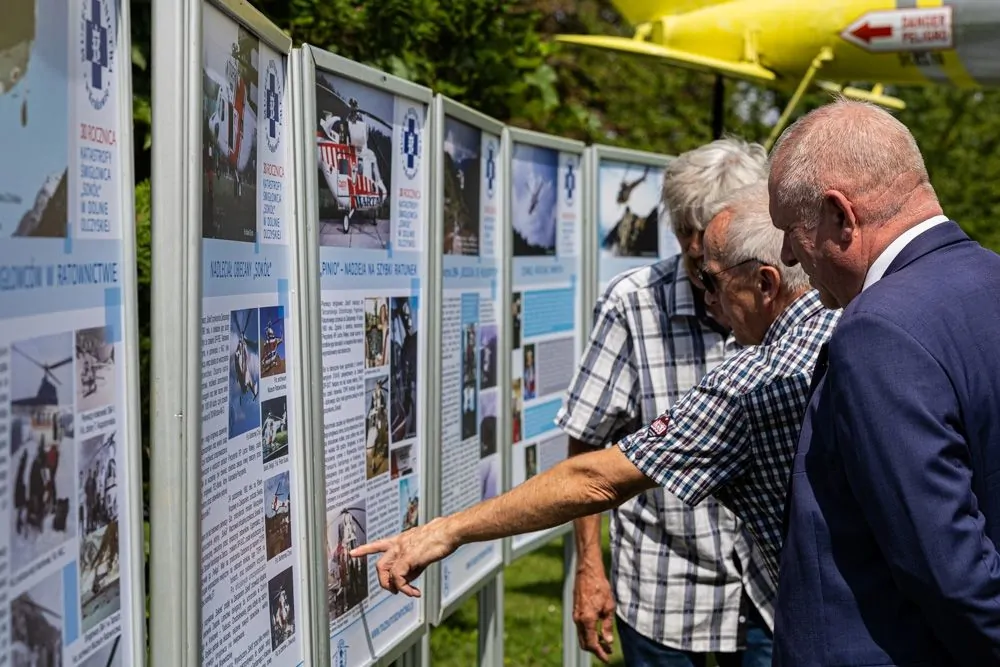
[315, 74, 394, 249]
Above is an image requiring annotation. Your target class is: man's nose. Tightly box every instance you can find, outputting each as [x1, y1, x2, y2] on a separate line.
[781, 235, 798, 267]
[687, 233, 703, 259]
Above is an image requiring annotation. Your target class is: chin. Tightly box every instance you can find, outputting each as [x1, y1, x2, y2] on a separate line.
[817, 289, 841, 309]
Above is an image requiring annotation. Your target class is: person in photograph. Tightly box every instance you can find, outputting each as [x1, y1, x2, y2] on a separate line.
[525, 445, 538, 480]
[511, 381, 522, 444]
[522, 345, 536, 400]
[511, 293, 522, 350]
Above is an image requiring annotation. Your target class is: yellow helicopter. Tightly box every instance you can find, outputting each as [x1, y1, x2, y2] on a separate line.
[556, 0, 1000, 146]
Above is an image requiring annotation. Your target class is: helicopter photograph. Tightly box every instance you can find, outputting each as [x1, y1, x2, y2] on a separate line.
[264, 470, 292, 560]
[11, 570, 63, 667]
[75, 325, 116, 413]
[327, 500, 368, 621]
[78, 431, 121, 632]
[261, 395, 288, 464]
[442, 116, 481, 256]
[460, 322, 477, 441]
[229, 307, 261, 439]
[10, 331, 77, 571]
[1, 0, 68, 239]
[511, 143, 558, 257]
[390, 443, 415, 480]
[80, 634, 122, 667]
[259, 305, 286, 378]
[364, 375, 390, 479]
[479, 322, 497, 390]
[268, 565, 296, 652]
[389, 296, 419, 444]
[399, 476, 419, 532]
[201, 2, 259, 244]
[314, 72, 393, 250]
[598, 161, 675, 259]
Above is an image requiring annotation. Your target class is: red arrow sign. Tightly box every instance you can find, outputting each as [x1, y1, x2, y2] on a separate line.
[851, 22, 893, 43]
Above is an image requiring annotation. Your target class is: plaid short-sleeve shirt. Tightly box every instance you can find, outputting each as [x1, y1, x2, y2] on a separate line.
[620, 290, 841, 589]
[557, 255, 765, 652]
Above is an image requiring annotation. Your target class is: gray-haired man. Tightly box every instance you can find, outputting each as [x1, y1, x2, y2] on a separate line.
[557, 139, 773, 667]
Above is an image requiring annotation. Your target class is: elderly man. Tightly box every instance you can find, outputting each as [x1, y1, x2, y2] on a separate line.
[769, 99, 1000, 666]
[557, 138, 770, 667]
[352, 180, 840, 629]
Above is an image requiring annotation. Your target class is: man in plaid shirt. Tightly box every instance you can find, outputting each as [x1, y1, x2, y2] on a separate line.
[356, 178, 839, 650]
[557, 138, 772, 666]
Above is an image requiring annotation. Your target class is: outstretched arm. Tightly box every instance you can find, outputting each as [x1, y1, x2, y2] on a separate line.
[351, 446, 654, 597]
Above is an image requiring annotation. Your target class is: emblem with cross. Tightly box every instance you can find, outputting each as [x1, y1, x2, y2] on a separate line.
[401, 110, 420, 179]
[564, 160, 576, 204]
[82, 0, 113, 109]
[264, 61, 281, 151]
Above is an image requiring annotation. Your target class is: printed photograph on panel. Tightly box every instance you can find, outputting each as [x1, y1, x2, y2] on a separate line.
[364, 297, 390, 368]
[80, 635, 123, 666]
[399, 476, 419, 532]
[511, 292, 522, 350]
[264, 470, 292, 560]
[327, 500, 368, 621]
[442, 116, 481, 256]
[75, 326, 116, 413]
[364, 375, 390, 479]
[479, 390, 497, 458]
[479, 323, 497, 390]
[479, 455, 499, 501]
[201, 2, 259, 243]
[525, 444, 538, 480]
[389, 296, 418, 444]
[511, 379, 522, 444]
[599, 161, 664, 258]
[523, 343, 537, 400]
[259, 305, 286, 378]
[390, 443, 414, 479]
[79, 431, 122, 632]
[0, 0, 68, 239]
[460, 322, 477, 440]
[315, 72, 392, 249]
[268, 565, 296, 651]
[11, 569, 63, 665]
[229, 307, 261, 439]
[10, 332, 76, 570]
[511, 144, 558, 257]
[261, 395, 289, 464]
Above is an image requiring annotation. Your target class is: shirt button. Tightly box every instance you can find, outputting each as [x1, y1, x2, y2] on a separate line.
[739, 616, 746, 623]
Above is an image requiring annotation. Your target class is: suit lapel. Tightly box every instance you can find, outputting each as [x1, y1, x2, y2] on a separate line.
[882, 221, 970, 280]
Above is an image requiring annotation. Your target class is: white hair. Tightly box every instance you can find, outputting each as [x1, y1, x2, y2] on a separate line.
[769, 97, 932, 227]
[663, 136, 769, 237]
[708, 178, 811, 292]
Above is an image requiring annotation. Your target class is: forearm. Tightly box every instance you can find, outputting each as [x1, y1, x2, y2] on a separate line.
[569, 437, 607, 569]
[445, 447, 652, 547]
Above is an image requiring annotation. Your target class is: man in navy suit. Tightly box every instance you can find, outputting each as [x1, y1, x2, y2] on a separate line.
[768, 97, 1000, 665]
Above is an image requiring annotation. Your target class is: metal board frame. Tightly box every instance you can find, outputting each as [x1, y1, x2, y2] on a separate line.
[502, 127, 587, 564]
[428, 95, 509, 627]
[297, 44, 433, 666]
[150, 1, 302, 665]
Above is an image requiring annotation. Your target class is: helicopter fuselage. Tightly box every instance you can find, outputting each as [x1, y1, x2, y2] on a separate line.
[316, 136, 388, 214]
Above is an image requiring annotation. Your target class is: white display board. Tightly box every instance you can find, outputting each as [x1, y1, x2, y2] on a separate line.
[196, 2, 309, 665]
[504, 128, 586, 560]
[591, 144, 676, 294]
[430, 95, 507, 619]
[0, 0, 145, 664]
[297, 45, 430, 666]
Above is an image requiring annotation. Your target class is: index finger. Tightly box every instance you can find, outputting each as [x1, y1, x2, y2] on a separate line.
[350, 540, 392, 558]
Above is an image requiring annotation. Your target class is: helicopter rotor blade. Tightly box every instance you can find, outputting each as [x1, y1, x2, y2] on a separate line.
[12, 345, 46, 371]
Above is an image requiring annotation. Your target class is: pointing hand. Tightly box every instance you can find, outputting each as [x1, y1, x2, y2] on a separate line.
[350, 517, 459, 597]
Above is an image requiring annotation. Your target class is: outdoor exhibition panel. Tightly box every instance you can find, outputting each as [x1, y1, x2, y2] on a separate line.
[298, 44, 431, 666]
[151, 0, 324, 664]
[0, 0, 146, 664]
[504, 128, 587, 561]
[430, 94, 509, 622]
[590, 144, 676, 300]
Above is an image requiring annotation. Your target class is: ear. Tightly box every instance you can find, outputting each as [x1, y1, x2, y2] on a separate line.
[757, 265, 782, 303]
[823, 189, 858, 244]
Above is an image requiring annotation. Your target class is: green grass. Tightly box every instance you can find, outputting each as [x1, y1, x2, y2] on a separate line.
[430, 519, 625, 666]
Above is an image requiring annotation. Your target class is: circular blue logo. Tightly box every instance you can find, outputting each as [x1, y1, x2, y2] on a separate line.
[401, 108, 421, 180]
[264, 60, 283, 152]
[81, 0, 115, 111]
[485, 140, 497, 200]
[564, 158, 577, 206]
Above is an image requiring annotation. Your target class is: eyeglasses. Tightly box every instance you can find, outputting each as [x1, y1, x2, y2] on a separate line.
[698, 258, 765, 294]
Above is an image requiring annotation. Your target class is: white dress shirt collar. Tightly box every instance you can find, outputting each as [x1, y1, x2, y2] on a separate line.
[861, 215, 950, 292]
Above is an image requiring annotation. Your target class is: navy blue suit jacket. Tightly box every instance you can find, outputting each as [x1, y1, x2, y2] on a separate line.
[775, 221, 1000, 666]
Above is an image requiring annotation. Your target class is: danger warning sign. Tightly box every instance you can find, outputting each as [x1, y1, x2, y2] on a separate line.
[841, 7, 953, 53]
